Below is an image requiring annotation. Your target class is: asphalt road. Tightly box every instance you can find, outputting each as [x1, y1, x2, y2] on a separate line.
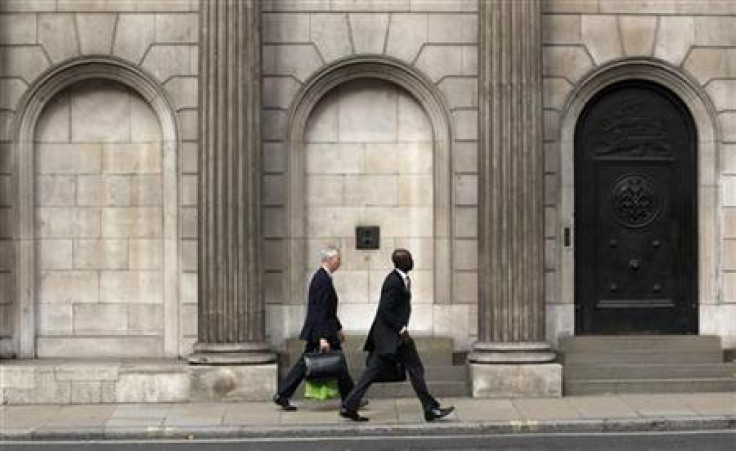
[3, 430, 736, 451]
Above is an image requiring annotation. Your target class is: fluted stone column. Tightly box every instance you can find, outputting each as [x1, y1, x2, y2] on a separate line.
[470, 0, 560, 397]
[188, 0, 275, 395]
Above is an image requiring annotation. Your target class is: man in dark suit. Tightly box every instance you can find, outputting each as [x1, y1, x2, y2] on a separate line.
[340, 249, 455, 422]
[273, 247, 355, 411]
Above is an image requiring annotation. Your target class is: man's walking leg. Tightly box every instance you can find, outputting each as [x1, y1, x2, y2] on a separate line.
[342, 354, 384, 412]
[336, 365, 355, 400]
[276, 342, 313, 406]
[277, 354, 306, 399]
[401, 340, 438, 411]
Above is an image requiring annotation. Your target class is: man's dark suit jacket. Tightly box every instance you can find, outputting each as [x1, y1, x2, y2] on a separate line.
[364, 270, 411, 356]
[299, 267, 342, 344]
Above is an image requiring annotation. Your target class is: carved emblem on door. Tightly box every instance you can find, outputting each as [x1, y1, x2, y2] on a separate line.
[612, 175, 660, 228]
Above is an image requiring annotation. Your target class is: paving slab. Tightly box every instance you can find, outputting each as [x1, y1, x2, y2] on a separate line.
[512, 398, 582, 421]
[1, 405, 60, 429]
[367, 409, 402, 424]
[223, 402, 281, 425]
[678, 393, 736, 416]
[1, 393, 735, 441]
[298, 399, 343, 411]
[620, 394, 699, 417]
[163, 404, 227, 427]
[280, 408, 345, 425]
[345, 398, 401, 423]
[452, 398, 520, 422]
[104, 418, 166, 428]
[568, 395, 639, 419]
[395, 397, 429, 422]
[45, 405, 116, 427]
[108, 404, 174, 420]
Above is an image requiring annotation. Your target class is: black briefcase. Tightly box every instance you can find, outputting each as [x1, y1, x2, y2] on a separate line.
[304, 350, 347, 381]
[369, 353, 407, 383]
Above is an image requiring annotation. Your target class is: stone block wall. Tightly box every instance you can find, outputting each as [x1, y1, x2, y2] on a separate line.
[0, 0, 198, 357]
[302, 78, 435, 327]
[543, 0, 736, 346]
[33, 80, 165, 357]
[1, 0, 733, 361]
[260, 0, 479, 350]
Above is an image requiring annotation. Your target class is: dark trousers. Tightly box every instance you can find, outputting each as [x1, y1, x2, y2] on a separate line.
[277, 341, 355, 400]
[343, 338, 438, 412]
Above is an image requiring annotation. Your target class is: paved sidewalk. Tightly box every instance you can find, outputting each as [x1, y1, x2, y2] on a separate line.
[1, 393, 735, 441]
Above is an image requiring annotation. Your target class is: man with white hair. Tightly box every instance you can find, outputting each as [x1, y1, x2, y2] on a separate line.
[273, 246, 356, 410]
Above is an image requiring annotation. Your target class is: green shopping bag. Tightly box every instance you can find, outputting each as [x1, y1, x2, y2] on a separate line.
[304, 379, 339, 400]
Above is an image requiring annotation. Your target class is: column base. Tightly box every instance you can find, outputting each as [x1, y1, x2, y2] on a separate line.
[470, 363, 562, 398]
[0, 338, 15, 359]
[469, 341, 561, 398]
[188, 342, 276, 365]
[468, 341, 556, 363]
[189, 364, 278, 402]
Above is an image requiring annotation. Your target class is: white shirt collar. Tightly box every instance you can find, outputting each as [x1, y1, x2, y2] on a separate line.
[321, 264, 333, 278]
[395, 268, 409, 282]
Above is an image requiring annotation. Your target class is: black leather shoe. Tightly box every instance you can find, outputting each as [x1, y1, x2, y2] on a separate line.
[340, 408, 369, 422]
[273, 394, 297, 411]
[424, 406, 455, 421]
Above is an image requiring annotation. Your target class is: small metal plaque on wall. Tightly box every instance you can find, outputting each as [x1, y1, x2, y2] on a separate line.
[356, 226, 380, 250]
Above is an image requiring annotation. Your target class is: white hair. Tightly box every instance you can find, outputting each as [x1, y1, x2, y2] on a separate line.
[318, 246, 340, 263]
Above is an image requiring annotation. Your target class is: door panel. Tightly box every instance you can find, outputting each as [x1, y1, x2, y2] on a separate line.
[575, 80, 697, 335]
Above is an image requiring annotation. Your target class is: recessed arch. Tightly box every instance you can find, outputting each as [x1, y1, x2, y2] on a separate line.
[285, 56, 455, 309]
[556, 58, 720, 338]
[11, 56, 180, 358]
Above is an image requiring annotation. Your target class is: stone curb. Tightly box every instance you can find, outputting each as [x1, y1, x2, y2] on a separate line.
[2, 416, 735, 441]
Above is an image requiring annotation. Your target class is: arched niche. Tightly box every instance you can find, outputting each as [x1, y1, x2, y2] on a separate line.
[285, 56, 455, 311]
[11, 56, 180, 358]
[556, 58, 720, 338]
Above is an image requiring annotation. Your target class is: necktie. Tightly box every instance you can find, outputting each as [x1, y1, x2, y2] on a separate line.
[406, 276, 411, 294]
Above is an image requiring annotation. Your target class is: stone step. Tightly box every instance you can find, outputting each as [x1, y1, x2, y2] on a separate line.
[346, 365, 469, 382]
[560, 336, 732, 395]
[348, 351, 453, 367]
[284, 336, 455, 354]
[279, 364, 468, 382]
[564, 378, 736, 395]
[561, 351, 724, 365]
[565, 363, 735, 380]
[559, 335, 722, 353]
[281, 350, 454, 368]
[292, 380, 471, 400]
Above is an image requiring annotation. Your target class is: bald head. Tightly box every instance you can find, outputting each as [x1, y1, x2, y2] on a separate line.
[392, 249, 414, 273]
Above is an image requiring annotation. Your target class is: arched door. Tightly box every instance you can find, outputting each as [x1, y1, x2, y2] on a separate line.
[575, 80, 698, 334]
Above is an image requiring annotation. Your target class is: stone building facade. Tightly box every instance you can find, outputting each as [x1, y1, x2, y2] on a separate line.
[0, 0, 734, 403]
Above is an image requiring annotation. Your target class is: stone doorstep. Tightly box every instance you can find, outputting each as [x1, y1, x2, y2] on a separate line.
[0, 359, 276, 405]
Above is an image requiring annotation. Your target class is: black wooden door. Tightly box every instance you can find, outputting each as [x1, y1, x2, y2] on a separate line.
[575, 80, 698, 335]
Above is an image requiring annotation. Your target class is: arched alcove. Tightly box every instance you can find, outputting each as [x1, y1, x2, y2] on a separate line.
[286, 56, 455, 330]
[556, 58, 720, 339]
[11, 56, 180, 358]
